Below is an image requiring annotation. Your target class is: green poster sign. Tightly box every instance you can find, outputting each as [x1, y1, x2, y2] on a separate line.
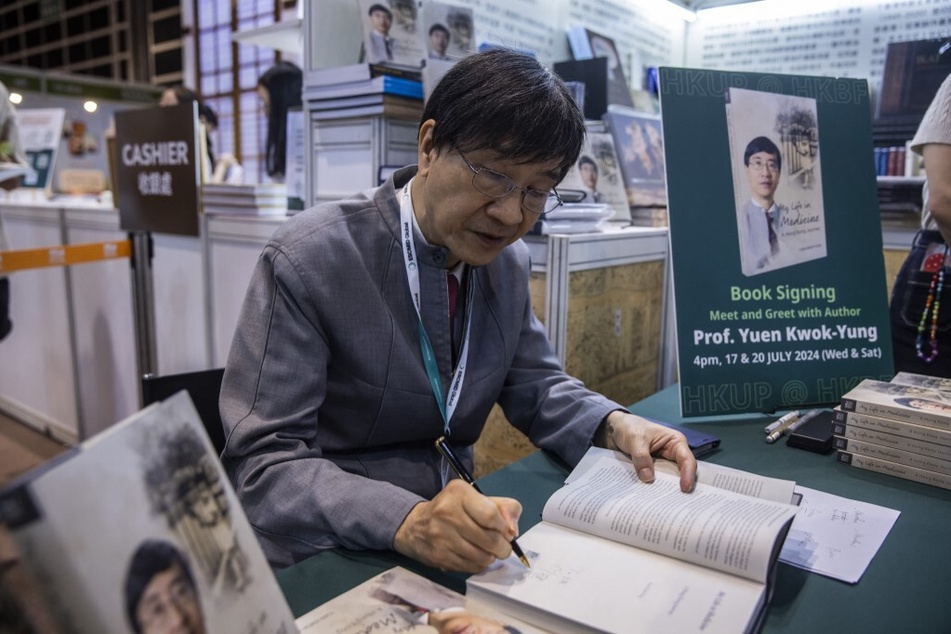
[660, 67, 894, 416]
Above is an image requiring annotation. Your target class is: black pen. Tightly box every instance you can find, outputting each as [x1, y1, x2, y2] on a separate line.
[435, 436, 531, 569]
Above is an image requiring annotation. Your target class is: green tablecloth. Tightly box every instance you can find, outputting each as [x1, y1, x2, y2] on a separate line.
[277, 385, 951, 632]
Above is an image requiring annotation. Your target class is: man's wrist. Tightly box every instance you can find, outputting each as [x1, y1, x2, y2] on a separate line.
[593, 409, 624, 450]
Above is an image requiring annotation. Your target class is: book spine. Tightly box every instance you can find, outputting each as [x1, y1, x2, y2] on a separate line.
[837, 450, 951, 491]
[833, 436, 951, 475]
[832, 409, 951, 447]
[839, 396, 951, 432]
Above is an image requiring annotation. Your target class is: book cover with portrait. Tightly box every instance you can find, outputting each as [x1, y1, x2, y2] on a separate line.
[558, 128, 630, 222]
[725, 87, 827, 277]
[358, 0, 426, 70]
[0, 391, 295, 633]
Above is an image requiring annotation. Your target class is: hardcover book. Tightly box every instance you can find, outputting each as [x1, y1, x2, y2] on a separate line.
[839, 379, 951, 432]
[0, 391, 296, 634]
[563, 27, 636, 113]
[603, 106, 667, 209]
[465, 448, 798, 634]
[421, 1, 475, 61]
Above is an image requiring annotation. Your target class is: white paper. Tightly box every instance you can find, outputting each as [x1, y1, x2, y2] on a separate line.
[778, 485, 900, 584]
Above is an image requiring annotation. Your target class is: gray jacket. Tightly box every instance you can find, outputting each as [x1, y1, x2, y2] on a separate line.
[221, 166, 620, 567]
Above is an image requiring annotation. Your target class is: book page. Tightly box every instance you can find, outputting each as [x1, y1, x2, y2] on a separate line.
[467, 523, 768, 634]
[570, 448, 797, 504]
[545, 449, 798, 583]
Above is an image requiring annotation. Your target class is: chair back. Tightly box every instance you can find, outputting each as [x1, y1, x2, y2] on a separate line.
[141, 368, 226, 455]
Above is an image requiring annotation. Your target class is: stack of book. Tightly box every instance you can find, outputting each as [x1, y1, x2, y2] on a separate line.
[303, 62, 424, 122]
[201, 183, 288, 216]
[529, 202, 614, 235]
[835, 372, 951, 491]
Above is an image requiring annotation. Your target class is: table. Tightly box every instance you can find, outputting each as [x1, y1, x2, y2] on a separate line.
[277, 385, 951, 632]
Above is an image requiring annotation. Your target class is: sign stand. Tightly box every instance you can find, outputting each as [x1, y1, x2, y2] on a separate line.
[129, 230, 157, 399]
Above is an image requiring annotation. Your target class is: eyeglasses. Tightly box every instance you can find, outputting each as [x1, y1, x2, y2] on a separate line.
[748, 158, 779, 173]
[456, 149, 563, 216]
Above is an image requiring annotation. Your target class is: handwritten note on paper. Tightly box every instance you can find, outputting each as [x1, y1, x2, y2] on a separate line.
[778, 486, 900, 584]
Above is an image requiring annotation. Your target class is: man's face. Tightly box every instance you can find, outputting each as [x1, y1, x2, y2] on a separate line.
[430, 30, 449, 55]
[414, 120, 562, 268]
[370, 9, 391, 35]
[580, 162, 598, 190]
[745, 150, 779, 204]
[135, 562, 205, 634]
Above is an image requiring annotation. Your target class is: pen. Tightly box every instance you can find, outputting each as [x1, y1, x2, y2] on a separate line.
[765, 411, 801, 443]
[765, 410, 800, 434]
[784, 409, 822, 434]
[435, 436, 531, 569]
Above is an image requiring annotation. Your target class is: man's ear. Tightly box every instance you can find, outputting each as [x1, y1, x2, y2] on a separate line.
[417, 119, 438, 176]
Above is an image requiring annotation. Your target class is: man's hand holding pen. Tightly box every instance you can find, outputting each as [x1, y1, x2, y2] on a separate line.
[393, 478, 524, 573]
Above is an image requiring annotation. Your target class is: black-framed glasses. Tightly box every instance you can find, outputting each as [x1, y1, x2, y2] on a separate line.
[456, 149, 563, 216]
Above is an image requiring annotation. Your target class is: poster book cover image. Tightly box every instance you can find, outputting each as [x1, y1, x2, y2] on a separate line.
[726, 87, 826, 277]
[0, 391, 295, 634]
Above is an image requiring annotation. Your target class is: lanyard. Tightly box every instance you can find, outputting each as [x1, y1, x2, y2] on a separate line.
[399, 181, 473, 434]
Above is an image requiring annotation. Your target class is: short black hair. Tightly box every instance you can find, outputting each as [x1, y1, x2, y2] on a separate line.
[429, 23, 450, 38]
[124, 540, 197, 634]
[420, 48, 586, 182]
[578, 155, 597, 171]
[368, 3, 391, 18]
[744, 136, 782, 171]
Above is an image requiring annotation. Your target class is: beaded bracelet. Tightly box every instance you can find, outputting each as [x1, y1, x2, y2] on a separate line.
[916, 244, 949, 363]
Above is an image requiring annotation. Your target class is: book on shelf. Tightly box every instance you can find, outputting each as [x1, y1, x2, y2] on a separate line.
[304, 61, 422, 87]
[0, 390, 296, 633]
[357, 0, 426, 69]
[308, 95, 424, 122]
[839, 378, 951, 432]
[603, 106, 667, 208]
[832, 408, 951, 452]
[306, 92, 421, 111]
[303, 74, 424, 101]
[556, 126, 631, 222]
[465, 447, 799, 634]
[837, 451, 951, 491]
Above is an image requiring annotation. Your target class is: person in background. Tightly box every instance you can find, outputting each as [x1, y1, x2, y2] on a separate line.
[158, 85, 216, 173]
[257, 61, 302, 182]
[890, 73, 951, 377]
[220, 48, 696, 574]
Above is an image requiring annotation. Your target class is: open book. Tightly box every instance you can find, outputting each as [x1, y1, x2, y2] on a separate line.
[466, 448, 799, 634]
